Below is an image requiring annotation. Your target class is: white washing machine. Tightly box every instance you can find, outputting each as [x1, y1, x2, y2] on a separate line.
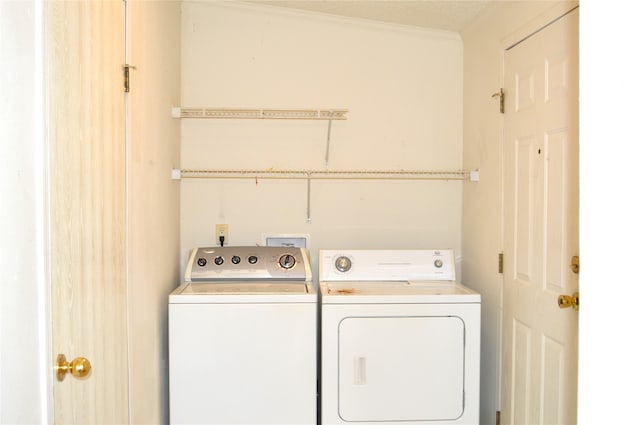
[319, 249, 480, 424]
[169, 246, 317, 424]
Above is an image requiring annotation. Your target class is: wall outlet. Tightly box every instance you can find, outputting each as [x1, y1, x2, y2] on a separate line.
[216, 224, 229, 246]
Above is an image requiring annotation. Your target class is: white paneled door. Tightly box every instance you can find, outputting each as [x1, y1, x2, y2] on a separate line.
[47, 1, 129, 423]
[502, 8, 579, 425]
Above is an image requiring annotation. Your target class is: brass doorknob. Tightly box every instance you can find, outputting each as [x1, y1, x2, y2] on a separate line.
[558, 292, 579, 310]
[570, 256, 580, 274]
[56, 354, 92, 381]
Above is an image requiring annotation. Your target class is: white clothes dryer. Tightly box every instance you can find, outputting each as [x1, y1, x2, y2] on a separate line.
[169, 246, 317, 424]
[319, 249, 480, 424]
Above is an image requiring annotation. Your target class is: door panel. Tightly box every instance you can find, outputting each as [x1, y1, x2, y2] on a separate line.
[502, 9, 579, 425]
[46, 1, 128, 423]
[545, 130, 570, 291]
[515, 135, 536, 282]
[511, 319, 532, 424]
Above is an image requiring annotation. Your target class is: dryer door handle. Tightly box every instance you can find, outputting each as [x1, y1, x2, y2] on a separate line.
[354, 356, 367, 385]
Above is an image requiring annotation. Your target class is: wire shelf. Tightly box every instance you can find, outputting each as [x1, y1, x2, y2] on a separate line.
[177, 169, 469, 181]
[172, 107, 348, 120]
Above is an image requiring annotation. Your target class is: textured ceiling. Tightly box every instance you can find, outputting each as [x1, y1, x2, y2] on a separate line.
[246, 0, 495, 32]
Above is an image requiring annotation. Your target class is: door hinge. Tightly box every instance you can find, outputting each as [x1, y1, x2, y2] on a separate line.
[492, 88, 505, 113]
[496, 410, 501, 425]
[123, 64, 136, 93]
[498, 253, 504, 274]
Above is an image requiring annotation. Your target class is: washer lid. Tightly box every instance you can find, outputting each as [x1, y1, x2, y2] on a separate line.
[180, 282, 309, 294]
[321, 281, 480, 304]
[169, 282, 317, 304]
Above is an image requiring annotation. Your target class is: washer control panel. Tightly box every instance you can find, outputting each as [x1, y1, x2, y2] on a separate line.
[185, 246, 311, 282]
[319, 249, 456, 282]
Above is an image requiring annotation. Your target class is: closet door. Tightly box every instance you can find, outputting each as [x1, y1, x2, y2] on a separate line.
[47, 1, 129, 423]
[502, 8, 579, 425]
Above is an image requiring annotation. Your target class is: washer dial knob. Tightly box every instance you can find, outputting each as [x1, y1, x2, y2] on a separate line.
[434, 259, 443, 268]
[231, 255, 241, 264]
[196, 257, 207, 267]
[278, 254, 296, 270]
[335, 256, 352, 273]
[214, 256, 224, 266]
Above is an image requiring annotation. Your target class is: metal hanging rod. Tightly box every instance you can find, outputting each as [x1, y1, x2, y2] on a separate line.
[171, 168, 479, 223]
[174, 169, 471, 181]
[172, 107, 348, 120]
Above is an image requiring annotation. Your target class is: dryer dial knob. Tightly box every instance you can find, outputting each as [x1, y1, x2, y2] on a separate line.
[279, 254, 296, 269]
[196, 257, 207, 267]
[248, 255, 258, 264]
[231, 255, 241, 264]
[434, 259, 443, 268]
[335, 256, 352, 273]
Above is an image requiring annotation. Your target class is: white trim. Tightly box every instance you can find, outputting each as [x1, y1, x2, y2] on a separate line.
[35, 0, 54, 421]
[123, 1, 134, 423]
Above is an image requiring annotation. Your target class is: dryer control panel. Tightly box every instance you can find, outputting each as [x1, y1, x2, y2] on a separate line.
[319, 249, 455, 282]
[185, 246, 312, 282]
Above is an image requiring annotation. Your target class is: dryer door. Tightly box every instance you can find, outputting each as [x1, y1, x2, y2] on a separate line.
[338, 316, 465, 422]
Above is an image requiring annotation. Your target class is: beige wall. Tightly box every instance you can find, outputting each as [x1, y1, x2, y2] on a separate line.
[461, 2, 577, 424]
[127, 1, 181, 424]
[179, 1, 464, 276]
